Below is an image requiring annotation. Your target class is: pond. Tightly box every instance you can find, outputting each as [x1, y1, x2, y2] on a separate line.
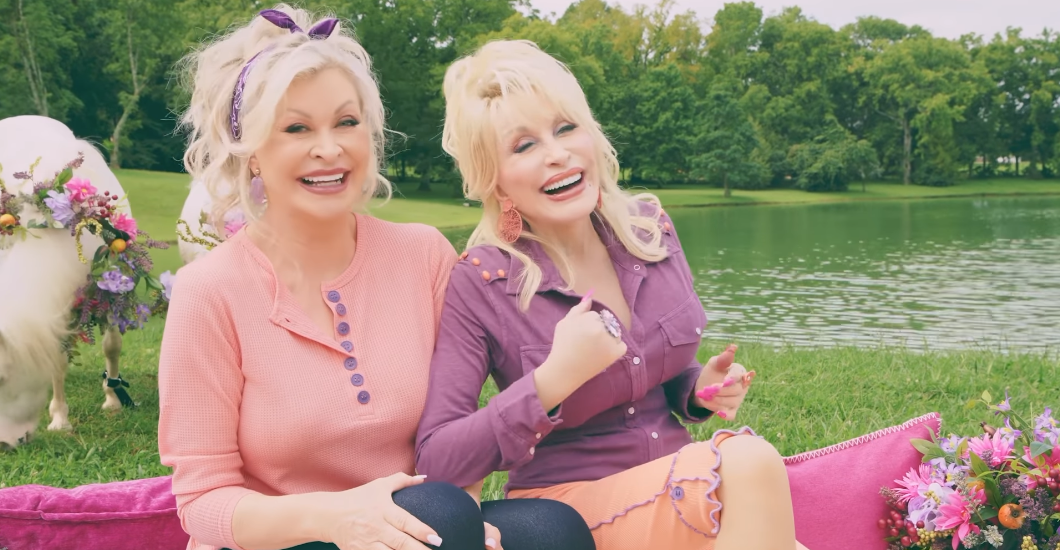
[673, 196, 1060, 351]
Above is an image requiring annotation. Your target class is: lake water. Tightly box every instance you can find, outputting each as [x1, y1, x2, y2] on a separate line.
[673, 196, 1060, 351]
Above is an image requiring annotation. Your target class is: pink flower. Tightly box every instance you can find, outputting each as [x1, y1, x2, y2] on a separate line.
[110, 212, 138, 241]
[64, 178, 98, 202]
[895, 464, 933, 503]
[224, 219, 246, 238]
[935, 492, 982, 550]
[967, 431, 1014, 467]
[1022, 444, 1060, 469]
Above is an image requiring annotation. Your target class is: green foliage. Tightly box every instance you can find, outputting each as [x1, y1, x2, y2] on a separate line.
[0, 0, 1056, 187]
[691, 79, 768, 194]
[788, 120, 879, 191]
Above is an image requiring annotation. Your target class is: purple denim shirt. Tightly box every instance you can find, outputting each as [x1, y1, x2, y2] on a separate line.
[414, 206, 712, 492]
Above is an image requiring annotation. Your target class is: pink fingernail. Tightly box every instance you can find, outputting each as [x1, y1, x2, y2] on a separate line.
[717, 411, 729, 420]
[722, 377, 735, 388]
[584, 289, 595, 301]
[696, 386, 719, 400]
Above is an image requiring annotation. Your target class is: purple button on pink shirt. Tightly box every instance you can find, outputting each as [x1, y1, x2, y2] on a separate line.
[415, 206, 713, 493]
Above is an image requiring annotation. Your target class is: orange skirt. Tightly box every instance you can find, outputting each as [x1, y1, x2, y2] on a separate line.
[508, 427, 757, 550]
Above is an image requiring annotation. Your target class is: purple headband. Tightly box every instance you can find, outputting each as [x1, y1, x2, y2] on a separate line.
[229, 10, 340, 141]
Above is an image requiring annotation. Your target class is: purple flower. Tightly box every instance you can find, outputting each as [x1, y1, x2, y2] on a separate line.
[992, 390, 1012, 415]
[1034, 407, 1059, 445]
[998, 417, 1022, 444]
[928, 458, 965, 487]
[160, 271, 174, 301]
[44, 190, 76, 226]
[939, 435, 965, 454]
[97, 270, 134, 293]
[113, 304, 150, 334]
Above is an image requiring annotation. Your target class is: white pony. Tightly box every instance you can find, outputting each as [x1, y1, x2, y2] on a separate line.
[0, 116, 132, 449]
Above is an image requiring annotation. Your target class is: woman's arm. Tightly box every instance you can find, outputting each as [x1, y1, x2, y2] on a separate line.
[415, 262, 563, 488]
[158, 269, 339, 549]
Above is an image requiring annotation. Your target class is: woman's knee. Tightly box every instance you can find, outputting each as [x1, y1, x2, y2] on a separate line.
[393, 482, 484, 549]
[717, 435, 787, 482]
[482, 498, 595, 550]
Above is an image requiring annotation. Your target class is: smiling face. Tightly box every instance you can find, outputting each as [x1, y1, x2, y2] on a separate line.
[249, 66, 372, 223]
[493, 94, 599, 231]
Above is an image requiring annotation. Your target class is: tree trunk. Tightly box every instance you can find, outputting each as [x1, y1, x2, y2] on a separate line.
[417, 160, 431, 192]
[901, 114, 912, 185]
[109, 21, 141, 170]
[723, 173, 731, 198]
[400, 158, 407, 180]
[1015, 156, 1020, 177]
[16, 0, 48, 116]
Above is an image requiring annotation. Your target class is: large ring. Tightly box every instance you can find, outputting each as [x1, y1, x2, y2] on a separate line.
[599, 310, 622, 339]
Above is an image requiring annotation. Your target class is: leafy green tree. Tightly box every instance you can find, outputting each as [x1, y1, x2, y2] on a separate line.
[691, 80, 767, 196]
[788, 119, 878, 191]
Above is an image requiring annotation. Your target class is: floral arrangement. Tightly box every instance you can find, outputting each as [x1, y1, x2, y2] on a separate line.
[879, 392, 1060, 550]
[0, 154, 172, 353]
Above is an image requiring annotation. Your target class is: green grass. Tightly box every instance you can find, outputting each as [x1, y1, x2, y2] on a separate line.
[3, 330, 1056, 501]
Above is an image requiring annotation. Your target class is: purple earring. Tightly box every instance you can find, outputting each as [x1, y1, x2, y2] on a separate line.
[250, 170, 266, 205]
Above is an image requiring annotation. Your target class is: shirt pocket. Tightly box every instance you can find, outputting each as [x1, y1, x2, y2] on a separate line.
[658, 293, 708, 383]
[518, 344, 617, 429]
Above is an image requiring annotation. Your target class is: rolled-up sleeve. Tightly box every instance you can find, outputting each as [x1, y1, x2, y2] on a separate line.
[158, 269, 254, 550]
[415, 263, 561, 488]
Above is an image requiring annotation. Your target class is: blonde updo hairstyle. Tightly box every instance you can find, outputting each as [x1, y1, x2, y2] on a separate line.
[178, 4, 390, 230]
[441, 40, 667, 310]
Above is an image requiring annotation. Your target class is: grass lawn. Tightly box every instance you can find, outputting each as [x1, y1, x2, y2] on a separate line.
[115, 169, 1060, 277]
[2, 324, 1056, 502]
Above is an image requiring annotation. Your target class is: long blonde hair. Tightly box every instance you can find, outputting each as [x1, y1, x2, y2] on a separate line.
[441, 39, 667, 310]
[177, 3, 391, 230]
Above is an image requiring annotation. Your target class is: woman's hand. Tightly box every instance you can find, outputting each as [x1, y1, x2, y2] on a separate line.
[484, 521, 502, 549]
[463, 479, 503, 549]
[320, 473, 443, 550]
[693, 344, 755, 421]
[534, 293, 627, 410]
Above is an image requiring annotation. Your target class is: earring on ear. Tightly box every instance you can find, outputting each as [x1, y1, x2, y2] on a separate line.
[498, 198, 523, 243]
[597, 185, 603, 210]
[250, 169, 267, 205]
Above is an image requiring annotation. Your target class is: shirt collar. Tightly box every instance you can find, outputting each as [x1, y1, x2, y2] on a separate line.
[503, 213, 670, 296]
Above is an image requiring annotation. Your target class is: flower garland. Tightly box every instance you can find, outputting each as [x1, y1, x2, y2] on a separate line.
[0, 154, 171, 353]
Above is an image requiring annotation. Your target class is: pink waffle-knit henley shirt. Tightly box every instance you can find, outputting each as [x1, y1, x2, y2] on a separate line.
[158, 214, 457, 550]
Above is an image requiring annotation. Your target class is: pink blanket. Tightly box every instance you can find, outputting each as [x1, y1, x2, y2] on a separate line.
[0, 413, 939, 550]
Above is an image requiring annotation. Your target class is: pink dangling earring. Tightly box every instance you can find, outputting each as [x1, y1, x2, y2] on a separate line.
[498, 198, 523, 243]
[250, 169, 266, 205]
[597, 186, 603, 210]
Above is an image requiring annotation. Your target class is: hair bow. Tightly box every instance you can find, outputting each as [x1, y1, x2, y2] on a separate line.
[259, 9, 338, 40]
[229, 10, 339, 141]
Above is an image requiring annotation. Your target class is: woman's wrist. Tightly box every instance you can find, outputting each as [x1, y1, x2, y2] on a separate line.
[533, 357, 577, 411]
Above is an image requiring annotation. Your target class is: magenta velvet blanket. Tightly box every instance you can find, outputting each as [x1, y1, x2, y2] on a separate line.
[0, 412, 939, 550]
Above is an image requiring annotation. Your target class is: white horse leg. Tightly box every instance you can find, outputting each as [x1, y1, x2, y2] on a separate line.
[47, 359, 72, 431]
[101, 324, 126, 410]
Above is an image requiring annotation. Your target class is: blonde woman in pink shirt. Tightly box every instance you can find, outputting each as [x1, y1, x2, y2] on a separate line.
[416, 40, 806, 550]
[159, 7, 593, 550]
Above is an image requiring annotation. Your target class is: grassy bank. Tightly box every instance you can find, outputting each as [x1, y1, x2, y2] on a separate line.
[3, 325, 1055, 499]
[118, 169, 1060, 280]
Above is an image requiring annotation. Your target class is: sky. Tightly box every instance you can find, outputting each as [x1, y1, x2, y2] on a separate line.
[526, 0, 1060, 40]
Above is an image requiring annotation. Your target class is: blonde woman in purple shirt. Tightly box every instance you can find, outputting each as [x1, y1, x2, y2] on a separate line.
[415, 40, 805, 550]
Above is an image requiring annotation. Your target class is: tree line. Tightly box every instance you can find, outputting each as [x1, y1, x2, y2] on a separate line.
[2, 0, 1058, 192]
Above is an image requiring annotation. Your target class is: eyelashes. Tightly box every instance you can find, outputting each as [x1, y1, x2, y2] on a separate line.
[512, 122, 579, 154]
